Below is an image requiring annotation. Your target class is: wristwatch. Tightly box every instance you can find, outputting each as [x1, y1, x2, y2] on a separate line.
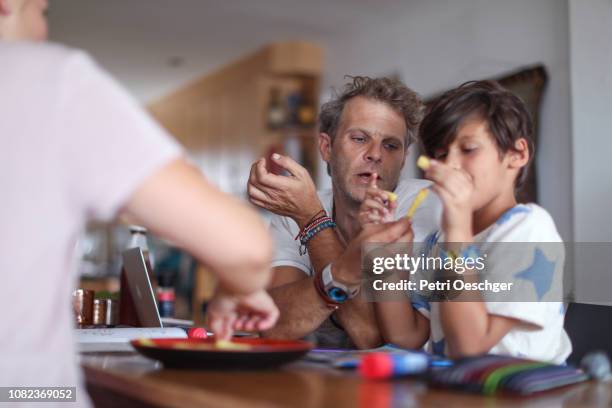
[318, 263, 360, 303]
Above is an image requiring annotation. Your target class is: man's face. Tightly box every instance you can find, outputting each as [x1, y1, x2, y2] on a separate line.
[0, 0, 48, 41]
[320, 96, 408, 205]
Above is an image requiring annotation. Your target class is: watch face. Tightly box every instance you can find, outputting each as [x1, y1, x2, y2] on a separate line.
[328, 287, 348, 302]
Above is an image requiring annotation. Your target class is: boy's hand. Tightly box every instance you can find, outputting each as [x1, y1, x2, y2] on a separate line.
[207, 288, 280, 340]
[358, 173, 397, 227]
[423, 159, 474, 242]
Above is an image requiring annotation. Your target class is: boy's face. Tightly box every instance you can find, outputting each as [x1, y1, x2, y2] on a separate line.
[432, 117, 518, 211]
[319, 96, 408, 206]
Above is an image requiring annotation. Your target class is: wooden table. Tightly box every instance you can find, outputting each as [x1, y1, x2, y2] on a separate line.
[81, 352, 612, 408]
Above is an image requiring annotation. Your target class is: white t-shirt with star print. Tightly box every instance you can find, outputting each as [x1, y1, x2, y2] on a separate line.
[415, 203, 572, 364]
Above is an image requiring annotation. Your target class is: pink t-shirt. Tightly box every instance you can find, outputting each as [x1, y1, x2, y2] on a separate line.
[0, 42, 181, 405]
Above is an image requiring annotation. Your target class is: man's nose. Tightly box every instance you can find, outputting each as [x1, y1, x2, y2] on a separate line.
[365, 143, 383, 163]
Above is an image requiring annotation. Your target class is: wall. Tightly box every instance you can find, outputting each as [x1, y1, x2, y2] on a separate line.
[569, 0, 612, 243]
[568, 0, 612, 303]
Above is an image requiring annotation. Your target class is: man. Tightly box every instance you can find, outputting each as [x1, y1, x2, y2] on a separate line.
[248, 76, 441, 348]
[0, 0, 278, 404]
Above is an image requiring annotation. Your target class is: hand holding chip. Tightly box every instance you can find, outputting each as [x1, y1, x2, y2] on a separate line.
[418, 155, 474, 242]
[358, 172, 398, 227]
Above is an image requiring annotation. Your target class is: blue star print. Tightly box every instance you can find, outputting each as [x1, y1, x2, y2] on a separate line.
[515, 248, 555, 300]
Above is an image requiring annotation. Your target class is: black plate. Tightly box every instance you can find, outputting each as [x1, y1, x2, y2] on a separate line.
[131, 337, 313, 370]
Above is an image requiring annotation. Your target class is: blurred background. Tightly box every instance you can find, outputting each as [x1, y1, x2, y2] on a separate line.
[48, 0, 612, 317]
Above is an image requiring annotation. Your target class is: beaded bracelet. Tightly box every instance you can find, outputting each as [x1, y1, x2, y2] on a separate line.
[304, 210, 326, 228]
[296, 217, 336, 255]
[299, 219, 336, 255]
[294, 211, 327, 241]
[293, 210, 327, 240]
[295, 212, 331, 240]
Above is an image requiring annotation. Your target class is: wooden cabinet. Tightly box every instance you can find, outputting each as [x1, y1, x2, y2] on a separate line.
[148, 41, 323, 177]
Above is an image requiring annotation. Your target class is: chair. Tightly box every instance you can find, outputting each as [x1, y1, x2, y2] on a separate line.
[564, 302, 612, 365]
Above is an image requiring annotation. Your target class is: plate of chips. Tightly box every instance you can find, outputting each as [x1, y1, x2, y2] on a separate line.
[131, 337, 313, 369]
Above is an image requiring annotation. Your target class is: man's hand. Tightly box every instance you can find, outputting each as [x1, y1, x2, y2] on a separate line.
[423, 159, 474, 242]
[206, 289, 280, 340]
[247, 154, 323, 228]
[358, 173, 397, 226]
[333, 217, 414, 285]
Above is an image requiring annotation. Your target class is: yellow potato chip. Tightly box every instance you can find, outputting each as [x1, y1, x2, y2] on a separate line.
[417, 155, 431, 170]
[387, 192, 398, 202]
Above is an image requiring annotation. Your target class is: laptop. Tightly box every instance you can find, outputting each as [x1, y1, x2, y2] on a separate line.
[122, 247, 248, 336]
[122, 247, 194, 328]
[76, 248, 190, 352]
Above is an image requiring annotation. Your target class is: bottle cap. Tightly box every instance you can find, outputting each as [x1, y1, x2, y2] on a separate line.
[129, 225, 147, 233]
[157, 290, 175, 302]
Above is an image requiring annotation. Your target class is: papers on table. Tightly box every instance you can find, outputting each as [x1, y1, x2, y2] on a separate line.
[76, 327, 187, 353]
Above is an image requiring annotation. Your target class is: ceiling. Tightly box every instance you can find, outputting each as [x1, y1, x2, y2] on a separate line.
[48, 0, 412, 102]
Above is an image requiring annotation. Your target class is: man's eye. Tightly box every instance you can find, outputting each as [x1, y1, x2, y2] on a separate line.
[352, 136, 365, 142]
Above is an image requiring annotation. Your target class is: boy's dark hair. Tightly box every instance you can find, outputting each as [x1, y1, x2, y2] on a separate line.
[319, 76, 423, 147]
[419, 80, 534, 189]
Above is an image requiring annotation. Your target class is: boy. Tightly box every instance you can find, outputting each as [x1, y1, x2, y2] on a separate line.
[362, 80, 571, 363]
[1, 0, 278, 402]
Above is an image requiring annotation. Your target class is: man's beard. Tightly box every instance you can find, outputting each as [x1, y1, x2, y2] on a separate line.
[329, 163, 363, 209]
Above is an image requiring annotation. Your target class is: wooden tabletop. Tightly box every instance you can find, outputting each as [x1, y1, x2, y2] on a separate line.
[81, 352, 612, 408]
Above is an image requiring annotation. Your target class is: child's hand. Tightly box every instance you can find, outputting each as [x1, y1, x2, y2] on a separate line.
[207, 289, 279, 340]
[358, 173, 397, 227]
[422, 159, 474, 241]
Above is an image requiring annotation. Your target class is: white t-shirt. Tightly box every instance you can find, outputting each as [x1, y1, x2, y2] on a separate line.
[414, 204, 572, 364]
[0, 43, 181, 405]
[269, 178, 441, 347]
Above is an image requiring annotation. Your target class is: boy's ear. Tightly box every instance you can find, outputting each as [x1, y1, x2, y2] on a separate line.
[508, 138, 530, 169]
[319, 132, 332, 164]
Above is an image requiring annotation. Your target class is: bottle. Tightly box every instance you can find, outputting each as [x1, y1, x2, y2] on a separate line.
[286, 91, 302, 127]
[156, 273, 175, 318]
[297, 86, 316, 127]
[118, 225, 156, 326]
[266, 88, 286, 130]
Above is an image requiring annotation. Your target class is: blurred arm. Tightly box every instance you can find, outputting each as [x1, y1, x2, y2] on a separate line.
[121, 158, 273, 295]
